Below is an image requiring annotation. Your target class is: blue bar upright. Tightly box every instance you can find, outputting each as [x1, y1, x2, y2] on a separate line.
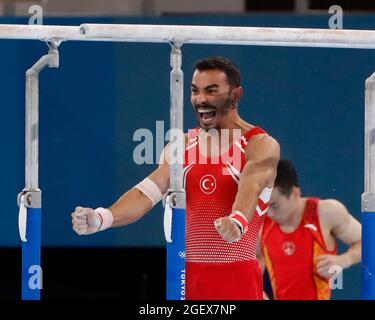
[22, 207, 41, 300]
[166, 207, 186, 300]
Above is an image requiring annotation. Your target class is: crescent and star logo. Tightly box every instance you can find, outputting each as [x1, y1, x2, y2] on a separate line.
[199, 175, 216, 195]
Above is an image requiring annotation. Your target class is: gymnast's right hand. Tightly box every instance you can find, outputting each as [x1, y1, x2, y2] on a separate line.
[72, 206, 103, 235]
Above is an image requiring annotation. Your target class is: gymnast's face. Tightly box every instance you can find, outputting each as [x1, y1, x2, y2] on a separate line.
[190, 69, 236, 130]
[267, 187, 300, 225]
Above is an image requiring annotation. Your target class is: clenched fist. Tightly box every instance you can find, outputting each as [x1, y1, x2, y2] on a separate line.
[71, 206, 103, 235]
[214, 217, 242, 243]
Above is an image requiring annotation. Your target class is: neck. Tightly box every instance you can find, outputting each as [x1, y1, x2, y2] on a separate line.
[218, 107, 250, 131]
[198, 108, 252, 156]
[281, 197, 305, 229]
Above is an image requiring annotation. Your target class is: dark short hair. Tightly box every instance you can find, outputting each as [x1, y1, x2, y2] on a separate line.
[194, 56, 241, 88]
[274, 159, 299, 197]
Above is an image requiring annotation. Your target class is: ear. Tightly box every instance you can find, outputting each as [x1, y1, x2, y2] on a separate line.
[231, 86, 243, 104]
[291, 186, 301, 199]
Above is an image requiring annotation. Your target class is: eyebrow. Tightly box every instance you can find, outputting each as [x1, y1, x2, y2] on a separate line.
[190, 83, 219, 90]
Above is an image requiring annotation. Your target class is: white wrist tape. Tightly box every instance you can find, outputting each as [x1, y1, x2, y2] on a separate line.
[95, 207, 114, 231]
[134, 177, 163, 206]
[229, 210, 248, 235]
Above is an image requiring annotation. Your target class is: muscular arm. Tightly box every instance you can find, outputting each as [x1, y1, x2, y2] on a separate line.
[214, 134, 279, 243]
[109, 145, 171, 227]
[72, 138, 190, 235]
[232, 134, 280, 221]
[316, 199, 361, 276]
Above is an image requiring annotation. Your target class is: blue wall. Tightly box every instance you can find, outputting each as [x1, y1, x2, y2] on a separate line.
[1, 14, 374, 299]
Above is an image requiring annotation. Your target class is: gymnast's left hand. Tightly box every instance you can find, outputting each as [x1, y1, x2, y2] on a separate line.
[214, 217, 242, 243]
[315, 254, 350, 279]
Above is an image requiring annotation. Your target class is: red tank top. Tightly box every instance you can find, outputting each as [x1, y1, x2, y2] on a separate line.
[183, 126, 272, 263]
[261, 197, 337, 300]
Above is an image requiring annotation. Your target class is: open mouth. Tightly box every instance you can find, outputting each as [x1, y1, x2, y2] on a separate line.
[197, 107, 217, 122]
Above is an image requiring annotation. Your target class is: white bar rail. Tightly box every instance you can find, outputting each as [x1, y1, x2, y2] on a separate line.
[1, 23, 375, 49]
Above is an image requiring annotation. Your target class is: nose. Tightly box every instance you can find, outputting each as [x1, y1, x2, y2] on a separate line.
[193, 92, 208, 106]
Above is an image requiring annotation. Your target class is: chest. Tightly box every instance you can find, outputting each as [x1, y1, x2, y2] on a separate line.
[184, 163, 240, 200]
[266, 226, 316, 263]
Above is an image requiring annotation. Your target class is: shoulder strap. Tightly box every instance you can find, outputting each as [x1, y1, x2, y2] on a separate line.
[187, 127, 200, 140]
[303, 197, 320, 221]
[303, 197, 336, 252]
[243, 127, 267, 142]
[236, 127, 267, 152]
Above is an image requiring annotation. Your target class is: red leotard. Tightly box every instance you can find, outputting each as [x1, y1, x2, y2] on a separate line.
[261, 197, 337, 300]
[184, 126, 271, 300]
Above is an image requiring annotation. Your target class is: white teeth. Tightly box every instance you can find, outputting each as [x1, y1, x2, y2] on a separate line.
[197, 108, 216, 113]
